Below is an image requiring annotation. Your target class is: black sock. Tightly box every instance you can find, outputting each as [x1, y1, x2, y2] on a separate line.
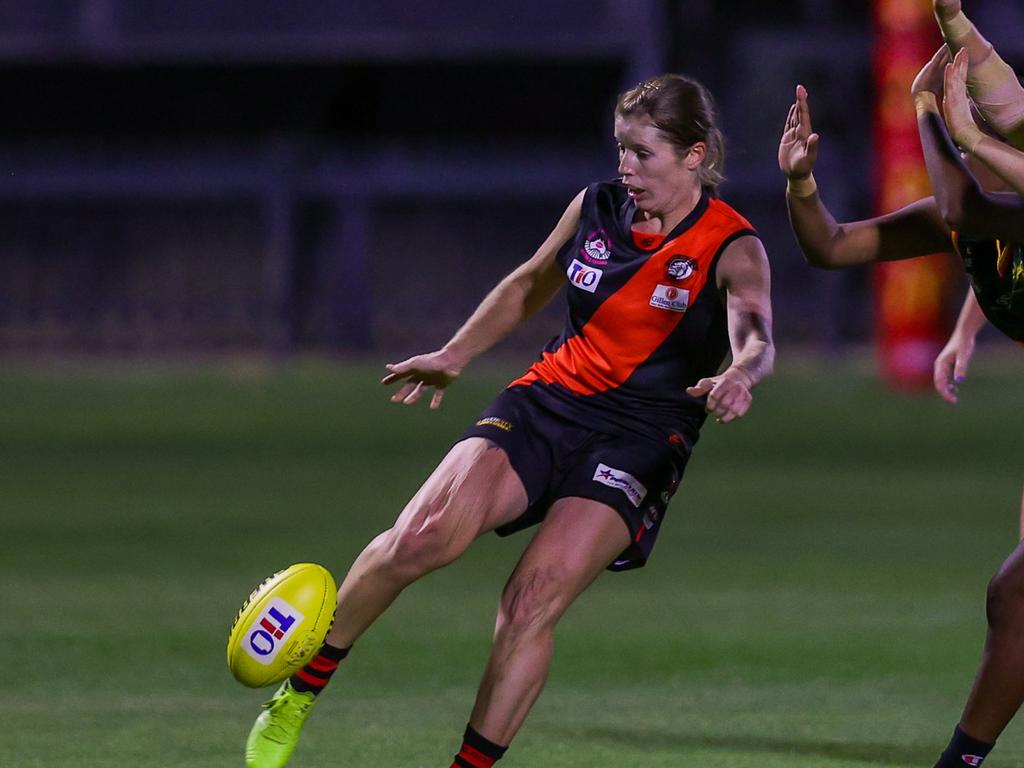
[935, 725, 994, 767]
[450, 723, 508, 767]
[289, 642, 350, 695]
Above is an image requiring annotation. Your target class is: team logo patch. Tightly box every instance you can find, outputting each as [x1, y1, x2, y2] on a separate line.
[649, 284, 689, 312]
[667, 257, 697, 280]
[592, 463, 647, 508]
[243, 598, 305, 665]
[581, 229, 611, 263]
[567, 259, 603, 293]
[475, 417, 513, 432]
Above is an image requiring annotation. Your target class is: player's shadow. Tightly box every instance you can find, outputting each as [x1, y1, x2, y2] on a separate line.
[541, 724, 937, 766]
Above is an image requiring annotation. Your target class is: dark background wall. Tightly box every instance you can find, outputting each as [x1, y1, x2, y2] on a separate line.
[0, 0, 1021, 359]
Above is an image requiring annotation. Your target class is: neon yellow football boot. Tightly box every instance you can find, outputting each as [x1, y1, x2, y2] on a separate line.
[245, 681, 318, 768]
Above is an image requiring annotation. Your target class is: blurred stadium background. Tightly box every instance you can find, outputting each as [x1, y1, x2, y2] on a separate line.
[4, 2, 1024, 767]
[0, 0, 1020, 361]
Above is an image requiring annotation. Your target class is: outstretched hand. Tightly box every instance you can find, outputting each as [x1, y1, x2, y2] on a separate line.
[911, 46, 951, 99]
[686, 368, 753, 424]
[779, 84, 819, 180]
[381, 350, 464, 409]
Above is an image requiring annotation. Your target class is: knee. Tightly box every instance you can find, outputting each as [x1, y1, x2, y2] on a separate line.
[377, 500, 462, 578]
[497, 568, 564, 639]
[986, 559, 1024, 628]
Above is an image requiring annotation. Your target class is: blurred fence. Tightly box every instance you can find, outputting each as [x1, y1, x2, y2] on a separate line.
[0, 0, 1021, 358]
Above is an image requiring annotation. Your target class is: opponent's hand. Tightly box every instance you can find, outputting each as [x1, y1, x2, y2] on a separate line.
[933, 0, 961, 23]
[911, 47, 951, 98]
[779, 84, 819, 180]
[381, 349, 464, 409]
[932, 330, 975, 404]
[686, 368, 753, 424]
[943, 48, 983, 150]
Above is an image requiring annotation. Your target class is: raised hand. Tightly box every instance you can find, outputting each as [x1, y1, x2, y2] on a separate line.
[381, 349, 464, 409]
[911, 46, 951, 98]
[779, 85, 819, 181]
[943, 48, 983, 150]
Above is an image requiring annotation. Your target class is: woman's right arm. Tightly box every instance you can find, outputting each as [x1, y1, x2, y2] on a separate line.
[779, 85, 952, 269]
[383, 189, 584, 409]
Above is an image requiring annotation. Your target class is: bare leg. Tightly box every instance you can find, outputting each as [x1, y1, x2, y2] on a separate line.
[958, 540, 1024, 742]
[325, 438, 528, 648]
[468, 497, 631, 745]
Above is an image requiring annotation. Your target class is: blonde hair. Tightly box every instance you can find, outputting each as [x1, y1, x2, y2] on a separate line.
[616, 74, 726, 195]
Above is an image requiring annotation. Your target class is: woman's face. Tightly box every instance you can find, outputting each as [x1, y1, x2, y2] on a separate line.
[614, 113, 703, 219]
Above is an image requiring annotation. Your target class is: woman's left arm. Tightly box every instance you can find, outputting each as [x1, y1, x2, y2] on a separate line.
[685, 235, 775, 423]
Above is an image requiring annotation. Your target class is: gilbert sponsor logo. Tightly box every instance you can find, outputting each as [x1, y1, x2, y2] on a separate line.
[649, 284, 689, 312]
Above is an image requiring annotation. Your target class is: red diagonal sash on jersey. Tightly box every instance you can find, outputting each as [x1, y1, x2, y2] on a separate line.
[512, 240, 715, 396]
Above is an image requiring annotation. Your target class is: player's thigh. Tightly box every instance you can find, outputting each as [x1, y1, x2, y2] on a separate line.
[498, 497, 630, 626]
[393, 437, 529, 549]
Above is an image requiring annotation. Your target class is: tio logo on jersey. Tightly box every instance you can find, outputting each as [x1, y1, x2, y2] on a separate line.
[567, 259, 603, 293]
[243, 598, 305, 665]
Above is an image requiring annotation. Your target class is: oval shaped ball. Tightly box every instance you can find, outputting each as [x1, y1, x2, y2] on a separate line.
[227, 563, 337, 688]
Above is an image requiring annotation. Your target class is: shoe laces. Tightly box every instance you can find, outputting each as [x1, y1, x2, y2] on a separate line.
[260, 689, 314, 742]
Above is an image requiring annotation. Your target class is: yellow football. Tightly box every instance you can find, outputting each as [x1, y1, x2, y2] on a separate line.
[227, 563, 337, 688]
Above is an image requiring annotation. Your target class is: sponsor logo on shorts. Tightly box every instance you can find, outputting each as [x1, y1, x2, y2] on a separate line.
[592, 463, 647, 508]
[475, 417, 513, 432]
[580, 229, 611, 263]
[244, 598, 305, 665]
[649, 284, 689, 312]
[961, 755, 984, 767]
[567, 259, 603, 293]
[667, 257, 697, 280]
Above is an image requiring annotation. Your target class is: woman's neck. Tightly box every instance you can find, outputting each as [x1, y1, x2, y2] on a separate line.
[632, 185, 703, 235]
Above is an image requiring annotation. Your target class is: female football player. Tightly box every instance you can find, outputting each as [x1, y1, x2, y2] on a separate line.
[244, 72, 775, 768]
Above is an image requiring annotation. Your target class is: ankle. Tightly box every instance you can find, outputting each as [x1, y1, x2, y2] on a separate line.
[451, 723, 507, 768]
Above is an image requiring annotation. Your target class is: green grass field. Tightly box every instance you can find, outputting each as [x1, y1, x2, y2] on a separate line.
[3, 357, 1024, 767]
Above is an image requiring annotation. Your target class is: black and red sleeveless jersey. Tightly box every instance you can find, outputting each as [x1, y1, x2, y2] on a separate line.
[509, 180, 758, 448]
[952, 232, 1024, 342]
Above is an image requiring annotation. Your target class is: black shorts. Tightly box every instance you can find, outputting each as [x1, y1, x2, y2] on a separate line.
[460, 385, 689, 571]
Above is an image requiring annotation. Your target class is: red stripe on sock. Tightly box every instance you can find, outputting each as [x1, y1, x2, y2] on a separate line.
[308, 656, 339, 673]
[293, 668, 327, 688]
[455, 745, 495, 768]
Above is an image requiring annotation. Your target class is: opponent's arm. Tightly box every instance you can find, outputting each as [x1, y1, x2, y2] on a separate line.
[933, 288, 987, 404]
[383, 189, 583, 408]
[934, 0, 1024, 148]
[944, 49, 1024, 197]
[779, 85, 951, 269]
[914, 52, 1024, 242]
[685, 235, 774, 424]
